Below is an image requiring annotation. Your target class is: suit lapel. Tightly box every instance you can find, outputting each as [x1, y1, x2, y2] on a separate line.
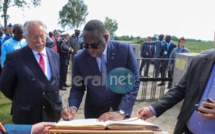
[199, 54, 215, 97]
[86, 52, 100, 76]
[23, 46, 48, 83]
[107, 42, 117, 74]
[46, 49, 57, 78]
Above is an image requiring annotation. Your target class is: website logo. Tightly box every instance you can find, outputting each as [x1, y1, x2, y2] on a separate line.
[107, 67, 135, 94]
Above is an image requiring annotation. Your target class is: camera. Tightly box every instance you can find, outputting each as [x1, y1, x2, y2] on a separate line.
[194, 98, 212, 113]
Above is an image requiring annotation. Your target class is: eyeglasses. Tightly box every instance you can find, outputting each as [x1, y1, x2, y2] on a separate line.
[83, 39, 103, 49]
[28, 35, 46, 41]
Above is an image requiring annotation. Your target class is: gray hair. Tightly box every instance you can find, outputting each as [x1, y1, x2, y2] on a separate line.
[23, 20, 47, 38]
[83, 19, 107, 38]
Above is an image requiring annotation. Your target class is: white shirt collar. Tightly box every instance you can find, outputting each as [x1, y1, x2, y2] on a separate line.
[32, 48, 47, 57]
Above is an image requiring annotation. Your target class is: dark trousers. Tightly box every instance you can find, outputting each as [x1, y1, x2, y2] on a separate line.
[60, 64, 68, 88]
[139, 56, 151, 76]
[154, 60, 160, 77]
[160, 60, 171, 84]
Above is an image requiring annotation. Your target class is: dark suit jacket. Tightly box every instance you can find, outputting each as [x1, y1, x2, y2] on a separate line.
[46, 36, 55, 49]
[57, 38, 71, 65]
[141, 42, 154, 58]
[69, 40, 140, 118]
[0, 46, 62, 124]
[160, 42, 176, 58]
[151, 52, 215, 134]
[145, 40, 165, 58]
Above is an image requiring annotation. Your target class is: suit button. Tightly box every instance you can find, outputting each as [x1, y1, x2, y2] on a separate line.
[32, 77, 35, 81]
[43, 92, 45, 95]
[55, 91, 57, 94]
[43, 106, 45, 109]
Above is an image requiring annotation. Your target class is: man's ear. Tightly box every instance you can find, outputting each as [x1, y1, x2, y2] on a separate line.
[104, 34, 109, 41]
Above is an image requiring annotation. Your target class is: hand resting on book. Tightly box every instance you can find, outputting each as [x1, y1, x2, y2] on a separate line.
[98, 111, 126, 122]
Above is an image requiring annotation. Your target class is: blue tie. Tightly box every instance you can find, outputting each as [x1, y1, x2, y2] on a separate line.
[100, 54, 107, 89]
[167, 43, 170, 51]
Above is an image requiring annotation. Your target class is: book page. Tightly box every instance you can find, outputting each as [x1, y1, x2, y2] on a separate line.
[54, 119, 108, 130]
[107, 117, 159, 130]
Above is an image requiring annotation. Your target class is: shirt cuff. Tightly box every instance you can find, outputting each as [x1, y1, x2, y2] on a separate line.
[149, 106, 157, 116]
[71, 106, 77, 111]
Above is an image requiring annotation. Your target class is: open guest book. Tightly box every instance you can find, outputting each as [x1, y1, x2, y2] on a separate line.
[53, 117, 159, 130]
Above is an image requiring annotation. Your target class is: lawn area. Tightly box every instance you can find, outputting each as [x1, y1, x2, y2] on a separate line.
[183, 41, 213, 53]
[0, 92, 12, 124]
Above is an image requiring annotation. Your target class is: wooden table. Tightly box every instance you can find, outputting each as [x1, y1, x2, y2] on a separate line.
[48, 129, 155, 134]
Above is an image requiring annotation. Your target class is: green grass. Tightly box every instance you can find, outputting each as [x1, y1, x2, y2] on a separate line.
[0, 92, 13, 124]
[185, 41, 213, 53]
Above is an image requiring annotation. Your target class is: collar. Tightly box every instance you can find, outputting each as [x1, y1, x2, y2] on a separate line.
[0, 34, 5, 38]
[32, 48, 47, 57]
[102, 44, 107, 57]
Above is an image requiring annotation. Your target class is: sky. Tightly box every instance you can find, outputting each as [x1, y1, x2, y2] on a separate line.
[3, 0, 215, 41]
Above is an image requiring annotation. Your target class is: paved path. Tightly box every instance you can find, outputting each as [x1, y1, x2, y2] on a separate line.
[60, 68, 180, 134]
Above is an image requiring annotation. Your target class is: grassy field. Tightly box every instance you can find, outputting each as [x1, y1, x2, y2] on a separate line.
[0, 92, 12, 124]
[177, 41, 213, 53]
[133, 40, 214, 53]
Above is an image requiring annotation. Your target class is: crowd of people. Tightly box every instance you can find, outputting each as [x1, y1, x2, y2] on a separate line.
[139, 35, 190, 88]
[0, 19, 214, 134]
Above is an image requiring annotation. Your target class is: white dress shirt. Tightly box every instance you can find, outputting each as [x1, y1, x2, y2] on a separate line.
[32, 48, 52, 80]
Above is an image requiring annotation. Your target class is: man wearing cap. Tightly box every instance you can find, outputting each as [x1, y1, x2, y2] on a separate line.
[69, 29, 81, 62]
[57, 32, 73, 90]
[6, 23, 13, 38]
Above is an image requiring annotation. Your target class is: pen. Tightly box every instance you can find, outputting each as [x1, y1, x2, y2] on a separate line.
[67, 102, 71, 120]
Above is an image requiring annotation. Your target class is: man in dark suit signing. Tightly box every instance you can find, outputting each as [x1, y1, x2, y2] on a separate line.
[61, 19, 140, 121]
[0, 20, 62, 124]
[136, 52, 215, 134]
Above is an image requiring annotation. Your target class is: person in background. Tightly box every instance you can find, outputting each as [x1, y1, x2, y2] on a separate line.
[139, 36, 154, 77]
[0, 20, 62, 124]
[0, 24, 10, 75]
[61, 19, 139, 121]
[167, 37, 190, 88]
[136, 51, 215, 133]
[5, 23, 13, 38]
[57, 32, 73, 90]
[54, 31, 61, 42]
[144, 34, 165, 78]
[1, 23, 28, 67]
[45, 36, 54, 50]
[0, 122, 55, 134]
[49, 31, 58, 52]
[158, 35, 176, 88]
[69, 29, 81, 63]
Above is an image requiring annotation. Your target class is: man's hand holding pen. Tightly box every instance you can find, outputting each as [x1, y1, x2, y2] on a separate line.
[61, 107, 77, 120]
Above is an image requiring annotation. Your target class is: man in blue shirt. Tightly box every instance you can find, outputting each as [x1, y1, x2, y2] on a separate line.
[136, 52, 215, 134]
[1, 23, 27, 67]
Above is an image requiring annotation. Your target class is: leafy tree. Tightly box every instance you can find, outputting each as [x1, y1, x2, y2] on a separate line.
[0, 0, 41, 31]
[59, 0, 88, 29]
[104, 17, 118, 39]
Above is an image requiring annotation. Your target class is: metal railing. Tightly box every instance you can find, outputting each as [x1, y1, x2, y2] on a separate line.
[136, 57, 175, 101]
